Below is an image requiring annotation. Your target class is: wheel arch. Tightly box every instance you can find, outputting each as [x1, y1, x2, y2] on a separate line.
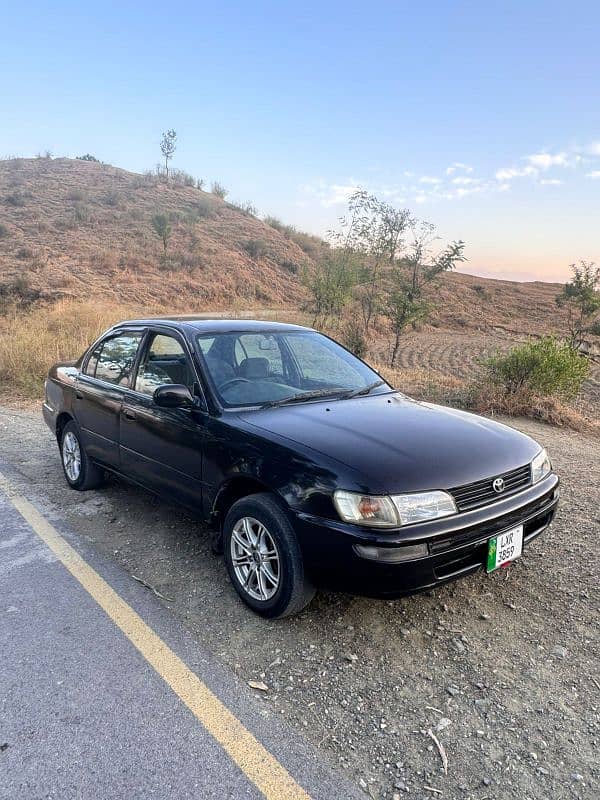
[56, 411, 74, 444]
[210, 476, 286, 552]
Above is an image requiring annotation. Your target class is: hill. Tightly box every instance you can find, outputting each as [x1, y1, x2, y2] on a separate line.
[0, 157, 319, 310]
[0, 157, 569, 338]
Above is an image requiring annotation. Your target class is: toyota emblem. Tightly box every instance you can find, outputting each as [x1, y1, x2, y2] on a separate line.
[492, 477, 505, 493]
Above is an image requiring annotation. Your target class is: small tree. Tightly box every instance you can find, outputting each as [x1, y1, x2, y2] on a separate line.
[384, 228, 466, 365]
[151, 213, 172, 255]
[331, 190, 414, 333]
[303, 249, 359, 327]
[160, 129, 177, 179]
[556, 260, 600, 349]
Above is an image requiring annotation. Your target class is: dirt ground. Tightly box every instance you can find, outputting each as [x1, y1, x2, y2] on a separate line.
[1, 405, 598, 800]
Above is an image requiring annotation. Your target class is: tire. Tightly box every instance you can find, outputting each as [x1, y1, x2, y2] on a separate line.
[223, 493, 316, 619]
[60, 420, 104, 491]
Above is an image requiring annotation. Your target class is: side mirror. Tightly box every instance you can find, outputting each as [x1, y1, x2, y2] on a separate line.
[153, 384, 195, 408]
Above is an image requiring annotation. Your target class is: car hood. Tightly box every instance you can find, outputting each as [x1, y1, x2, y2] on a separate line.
[240, 393, 542, 494]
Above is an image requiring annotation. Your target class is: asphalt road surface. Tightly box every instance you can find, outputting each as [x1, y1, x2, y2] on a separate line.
[0, 468, 363, 800]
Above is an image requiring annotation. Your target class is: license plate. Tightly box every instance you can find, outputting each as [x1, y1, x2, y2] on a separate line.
[487, 524, 523, 572]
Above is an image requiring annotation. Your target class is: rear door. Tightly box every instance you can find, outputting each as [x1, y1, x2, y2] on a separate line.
[75, 330, 144, 467]
[119, 329, 207, 510]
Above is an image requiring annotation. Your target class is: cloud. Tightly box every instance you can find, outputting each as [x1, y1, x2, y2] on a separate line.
[452, 176, 479, 185]
[445, 162, 473, 175]
[525, 151, 569, 170]
[495, 165, 537, 181]
[585, 141, 600, 156]
[586, 170, 600, 179]
[300, 180, 360, 207]
[539, 178, 564, 185]
[419, 176, 442, 185]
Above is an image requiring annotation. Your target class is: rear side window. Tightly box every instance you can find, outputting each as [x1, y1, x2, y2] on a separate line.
[85, 333, 142, 387]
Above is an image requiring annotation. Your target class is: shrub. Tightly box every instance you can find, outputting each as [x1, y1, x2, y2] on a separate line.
[243, 238, 268, 259]
[228, 200, 257, 217]
[4, 190, 28, 207]
[76, 154, 100, 162]
[481, 337, 589, 401]
[66, 189, 86, 202]
[0, 222, 9, 238]
[341, 318, 368, 359]
[72, 203, 94, 224]
[279, 259, 299, 274]
[170, 168, 197, 187]
[211, 181, 228, 199]
[193, 196, 217, 219]
[16, 246, 35, 260]
[103, 190, 120, 207]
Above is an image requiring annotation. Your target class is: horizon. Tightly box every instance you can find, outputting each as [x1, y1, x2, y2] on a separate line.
[1, 1, 598, 283]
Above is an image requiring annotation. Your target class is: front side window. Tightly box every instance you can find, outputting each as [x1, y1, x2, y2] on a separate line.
[88, 333, 142, 386]
[135, 333, 196, 395]
[196, 330, 388, 408]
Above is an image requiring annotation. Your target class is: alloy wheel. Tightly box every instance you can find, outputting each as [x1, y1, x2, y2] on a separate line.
[62, 431, 82, 482]
[230, 516, 280, 601]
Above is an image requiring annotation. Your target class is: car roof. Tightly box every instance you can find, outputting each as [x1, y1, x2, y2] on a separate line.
[114, 316, 312, 334]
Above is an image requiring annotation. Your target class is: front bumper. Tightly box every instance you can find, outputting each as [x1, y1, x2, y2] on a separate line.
[292, 473, 559, 597]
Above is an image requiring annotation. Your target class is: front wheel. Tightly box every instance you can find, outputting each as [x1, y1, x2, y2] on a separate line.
[60, 421, 104, 490]
[223, 493, 316, 618]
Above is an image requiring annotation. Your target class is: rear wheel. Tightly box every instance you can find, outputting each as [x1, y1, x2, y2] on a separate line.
[223, 493, 315, 618]
[60, 421, 104, 490]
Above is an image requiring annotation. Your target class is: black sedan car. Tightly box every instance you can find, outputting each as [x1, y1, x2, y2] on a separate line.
[43, 317, 559, 617]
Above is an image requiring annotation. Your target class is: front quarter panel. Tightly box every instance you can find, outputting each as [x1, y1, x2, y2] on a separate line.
[202, 414, 369, 522]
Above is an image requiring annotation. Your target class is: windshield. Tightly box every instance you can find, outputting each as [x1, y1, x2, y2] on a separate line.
[195, 330, 390, 408]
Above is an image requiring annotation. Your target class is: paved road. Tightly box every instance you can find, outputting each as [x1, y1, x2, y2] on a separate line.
[0, 469, 363, 800]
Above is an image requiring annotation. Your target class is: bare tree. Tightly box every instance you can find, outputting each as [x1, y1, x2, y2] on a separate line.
[160, 130, 177, 179]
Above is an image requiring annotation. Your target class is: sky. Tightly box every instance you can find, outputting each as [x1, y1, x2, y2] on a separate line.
[1, 1, 599, 282]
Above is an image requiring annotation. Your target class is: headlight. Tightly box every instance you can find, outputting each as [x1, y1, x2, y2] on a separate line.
[333, 489, 457, 527]
[531, 448, 551, 483]
[333, 491, 398, 527]
[391, 491, 457, 525]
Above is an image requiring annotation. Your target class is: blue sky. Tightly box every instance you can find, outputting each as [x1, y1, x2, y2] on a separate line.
[1, 0, 598, 281]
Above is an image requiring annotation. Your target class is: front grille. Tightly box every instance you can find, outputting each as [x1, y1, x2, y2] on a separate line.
[449, 464, 532, 512]
[430, 487, 556, 555]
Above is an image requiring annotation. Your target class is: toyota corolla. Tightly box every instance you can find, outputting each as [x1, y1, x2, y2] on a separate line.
[43, 317, 559, 617]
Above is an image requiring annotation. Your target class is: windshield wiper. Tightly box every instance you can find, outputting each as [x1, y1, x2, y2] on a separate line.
[260, 388, 348, 409]
[339, 379, 386, 400]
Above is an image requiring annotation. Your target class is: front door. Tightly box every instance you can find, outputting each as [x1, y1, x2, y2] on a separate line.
[119, 330, 206, 511]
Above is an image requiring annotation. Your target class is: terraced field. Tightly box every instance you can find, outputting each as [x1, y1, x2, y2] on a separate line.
[372, 329, 600, 411]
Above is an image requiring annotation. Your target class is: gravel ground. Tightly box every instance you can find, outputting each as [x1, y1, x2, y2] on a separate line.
[1, 406, 598, 800]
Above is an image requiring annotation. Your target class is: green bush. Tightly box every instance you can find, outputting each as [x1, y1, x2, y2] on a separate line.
[76, 154, 100, 162]
[0, 222, 9, 238]
[482, 337, 589, 400]
[243, 238, 268, 259]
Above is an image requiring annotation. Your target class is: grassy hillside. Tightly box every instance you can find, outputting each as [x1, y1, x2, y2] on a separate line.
[0, 157, 319, 310]
[0, 156, 571, 337]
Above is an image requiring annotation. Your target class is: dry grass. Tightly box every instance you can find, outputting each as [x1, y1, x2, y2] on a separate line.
[0, 300, 145, 398]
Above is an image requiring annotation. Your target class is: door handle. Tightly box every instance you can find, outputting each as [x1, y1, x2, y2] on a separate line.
[122, 409, 137, 421]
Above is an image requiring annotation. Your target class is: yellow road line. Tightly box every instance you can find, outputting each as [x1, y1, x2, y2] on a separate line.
[0, 472, 312, 800]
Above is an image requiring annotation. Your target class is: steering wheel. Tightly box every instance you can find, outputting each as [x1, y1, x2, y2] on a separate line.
[219, 377, 252, 391]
